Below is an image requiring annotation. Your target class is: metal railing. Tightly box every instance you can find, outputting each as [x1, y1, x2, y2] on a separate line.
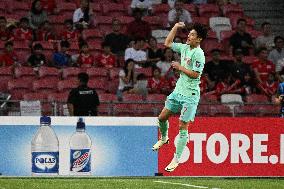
[0, 99, 281, 117]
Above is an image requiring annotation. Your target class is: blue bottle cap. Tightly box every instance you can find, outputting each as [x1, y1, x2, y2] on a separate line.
[77, 118, 85, 129]
[40, 116, 51, 124]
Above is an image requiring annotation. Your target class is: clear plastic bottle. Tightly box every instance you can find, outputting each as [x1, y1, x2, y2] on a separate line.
[69, 118, 92, 175]
[31, 116, 59, 176]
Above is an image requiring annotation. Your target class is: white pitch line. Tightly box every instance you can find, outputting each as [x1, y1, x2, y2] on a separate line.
[154, 180, 209, 188]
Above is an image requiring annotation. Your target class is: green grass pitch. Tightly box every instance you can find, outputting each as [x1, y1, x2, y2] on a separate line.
[1, 177, 284, 189]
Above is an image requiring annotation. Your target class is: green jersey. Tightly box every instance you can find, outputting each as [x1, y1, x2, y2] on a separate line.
[171, 42, 205, 97]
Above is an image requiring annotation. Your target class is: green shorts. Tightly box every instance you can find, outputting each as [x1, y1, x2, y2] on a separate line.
[165, 92, 199, 123]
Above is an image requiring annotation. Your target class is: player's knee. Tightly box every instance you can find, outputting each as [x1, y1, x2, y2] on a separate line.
[179, 120, 189, 130]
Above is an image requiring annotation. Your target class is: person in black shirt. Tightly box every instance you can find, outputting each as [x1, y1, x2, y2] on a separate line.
[203, 49, 230, 90]
[67, 72, 100, 116]
[229, 18, 253, 56]
[104, 18, 130, 56]
[27, 43, 47, 67]
[229, 48, 253, 83]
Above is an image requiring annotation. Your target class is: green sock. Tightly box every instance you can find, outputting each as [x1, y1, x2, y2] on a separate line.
[175, 130, 189, 161]
[158, 120, 169, 141]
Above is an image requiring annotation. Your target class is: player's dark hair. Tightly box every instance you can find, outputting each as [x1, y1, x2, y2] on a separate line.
[237, 18, 247, 25]
[187, 23, 208, 40]
[274, 36, 284, 44]
[78, 72, 89, 84]
[134, 37, 145, 43]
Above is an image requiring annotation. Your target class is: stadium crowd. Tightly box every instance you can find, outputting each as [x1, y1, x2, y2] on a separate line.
[0, 0, 283, 108]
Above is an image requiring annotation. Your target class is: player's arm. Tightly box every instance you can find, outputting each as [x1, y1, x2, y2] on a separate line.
[171, 61, 200, 79]
[164, 22, 185, 48]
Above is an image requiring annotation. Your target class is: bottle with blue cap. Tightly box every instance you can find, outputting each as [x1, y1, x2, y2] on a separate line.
[31, 116, 59, 176]
[69, 118, 92, 175]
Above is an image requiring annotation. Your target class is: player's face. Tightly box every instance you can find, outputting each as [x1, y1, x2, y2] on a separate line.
[186, 29, 201, 46]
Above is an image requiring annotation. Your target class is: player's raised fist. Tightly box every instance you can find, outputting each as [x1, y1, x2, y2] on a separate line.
[174, 22, 185, 28]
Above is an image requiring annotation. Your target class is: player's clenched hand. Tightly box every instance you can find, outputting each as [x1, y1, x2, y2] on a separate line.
[171, 61, 181, 71]
[174, 22, 185, 28]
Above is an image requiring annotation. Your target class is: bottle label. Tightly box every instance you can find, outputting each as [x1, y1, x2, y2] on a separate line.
[32, 152, 59, 174]
[70, 149, 91, 172]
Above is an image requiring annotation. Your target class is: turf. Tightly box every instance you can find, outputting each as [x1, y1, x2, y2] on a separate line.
[0, 177, 284, 189]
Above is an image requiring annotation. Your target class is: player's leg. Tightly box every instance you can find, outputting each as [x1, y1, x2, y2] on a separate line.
[165, 100, 198, 172]
[152, 93, 180, 151]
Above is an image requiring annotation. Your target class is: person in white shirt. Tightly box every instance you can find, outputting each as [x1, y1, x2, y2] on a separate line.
[255, 22, 275, 51]
[125, 38, 147, 68]
[268, 36, 284, 81]
[73, 0, 94, 28]
[156, 48, 174, 76]
[130, 0, 152, 16]
[168, 0, 192, 27]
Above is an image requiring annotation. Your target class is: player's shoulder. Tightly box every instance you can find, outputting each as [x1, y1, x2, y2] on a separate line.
[195, 46, 205, 57]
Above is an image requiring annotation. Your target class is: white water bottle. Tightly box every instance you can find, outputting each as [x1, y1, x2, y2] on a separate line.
[70, 118, 92, 175]
[31, 116, 59, 176]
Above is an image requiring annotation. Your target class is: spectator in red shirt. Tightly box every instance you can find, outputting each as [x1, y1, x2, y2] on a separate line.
[252, 47, 275, 83]
[0, 41, 19, 67]
[95, 42, 116, 68]
[36, 21, 56, 41]
[258, 73, 278, 98]
[15, 17, 33, 41]
[61, 19, 80, 42]
[0, 16, 13, 42]
[77, 42, 95, 67]
[147, 66, 167, 94]
[126, 8, 151, 40]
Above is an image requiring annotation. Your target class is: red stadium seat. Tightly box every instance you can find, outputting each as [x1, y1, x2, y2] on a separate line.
[48, 92, 69, 103]
[123, 94, 144, 102]
[198, 4, 220, 18]
[62, 67, 82, 79]
[14, 66, 37, 79]
[234, 105, 257, 117]
[113, 103, 134, 116]
[90, 3, 102, 16]
[242, 56, 258, 64]
[109, 68, 120, 80]
[220, 30, 235, 42]
[38, 66, 61, 79]
[222, 4, 244, 17]
[192, 17, 209, 26]
[209, 104, 232, 117]
[32, 78, 59, 93]
[82, 29, 103, 41]
[107, 78, 119, 94]
[153, 4, 170, 16]
[207, 30, 218, 40]
[132, 103, 157, 116]
[88, 78, 108, 93]
[57, 2, 77, 13]
[10, 1, 30, 14]
[23, 92, 48, 101]
[86, 67, 108, 79]
[142, 16, 163, 29]
[13, 40, 30, 51]
[117, 16, 135, 25]
[245, 94, 269, 104]
[184, 4, 197, 17]
[201, 40, 224, 55]
[57, 79, 77, 92]
[99, 93, 117, 102]
[17, 51, 30, 64]
[0, 66, 13, 92]
[95, 16, 113, 33]
[136, 68, 152, 78]
[98, 103, 112, 116]
[234, 104, 279, 117]
[8, 79, 33, 100]
[146, 94, 167, 102]
[200, 94, 219, 104]
[102, 3, 126, 17]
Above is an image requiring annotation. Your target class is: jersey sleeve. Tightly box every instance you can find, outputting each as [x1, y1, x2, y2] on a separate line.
[171, 42, 185, 54]
[192, 49, 205, 73]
